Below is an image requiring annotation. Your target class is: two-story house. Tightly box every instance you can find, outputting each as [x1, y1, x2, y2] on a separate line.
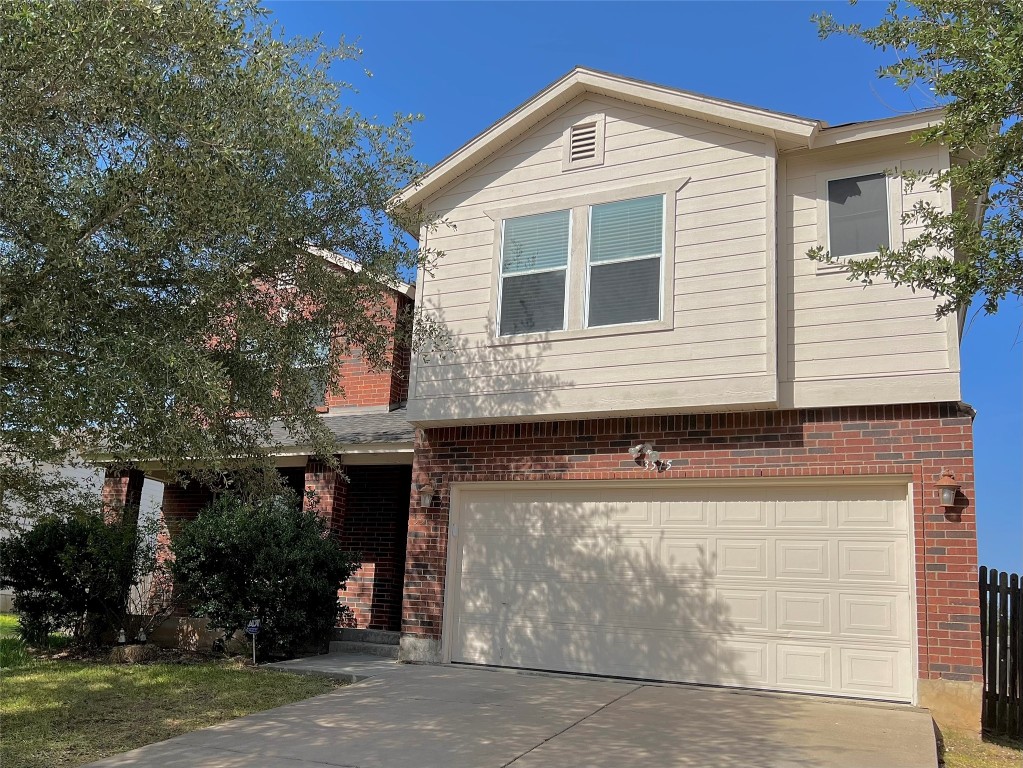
[394, 68, 979, 722]
[102, 68, 980, 725]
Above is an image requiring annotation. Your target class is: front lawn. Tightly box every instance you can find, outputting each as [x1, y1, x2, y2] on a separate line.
[1, 629, 338, 768]
[941, 728, 1023, 768]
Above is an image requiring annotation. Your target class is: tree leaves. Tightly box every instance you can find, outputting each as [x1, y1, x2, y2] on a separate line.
[810, 0, 1023, 317]
[0, 0, 442, 517]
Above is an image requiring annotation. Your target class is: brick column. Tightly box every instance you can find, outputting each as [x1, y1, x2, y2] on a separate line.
[398, 429, 447, 662]
[101, 467, 145, 526]
[302, 458, 347, 534]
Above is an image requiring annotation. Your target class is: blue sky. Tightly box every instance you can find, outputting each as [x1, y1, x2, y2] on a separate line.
[268, 1, 1021, 572]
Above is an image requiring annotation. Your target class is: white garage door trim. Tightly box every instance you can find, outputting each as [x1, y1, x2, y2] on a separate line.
[441, 477, 918, 704]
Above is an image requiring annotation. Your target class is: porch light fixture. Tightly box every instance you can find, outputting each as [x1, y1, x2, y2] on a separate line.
[628, 442, 652, 459]
[935, 469, 961, 510]
[419, 482, 435, 508]
[628, 442, 672, 472]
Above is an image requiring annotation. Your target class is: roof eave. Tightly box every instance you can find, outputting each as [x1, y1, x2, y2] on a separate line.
[808, 107, 947, 149]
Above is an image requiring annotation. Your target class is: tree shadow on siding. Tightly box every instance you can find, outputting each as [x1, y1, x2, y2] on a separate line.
[410, 314, 569, 420]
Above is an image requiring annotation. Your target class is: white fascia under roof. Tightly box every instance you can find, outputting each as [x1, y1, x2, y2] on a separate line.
[390, 67, 948, 224]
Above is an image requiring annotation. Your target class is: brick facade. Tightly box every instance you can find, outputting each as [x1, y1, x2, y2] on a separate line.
[337, 465, 412, 631]
[302, 458, 348, 532]
[101, 467, 145, 525]
[325, 292, 412, 410]
[404, 402, 980, 685]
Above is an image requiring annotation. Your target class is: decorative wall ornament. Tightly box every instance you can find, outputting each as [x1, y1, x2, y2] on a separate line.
[628, 442, 673, 472]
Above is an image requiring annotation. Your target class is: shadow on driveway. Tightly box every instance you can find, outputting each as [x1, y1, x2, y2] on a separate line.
[85, 663, 938, 768]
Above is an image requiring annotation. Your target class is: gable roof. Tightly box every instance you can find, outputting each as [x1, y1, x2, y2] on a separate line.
[391, 66, 946, 217]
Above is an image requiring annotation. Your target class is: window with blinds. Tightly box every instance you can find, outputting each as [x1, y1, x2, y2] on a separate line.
[827, 173, 890, 258]
[587, 195, 663, 328]
[498, 209, 570, 336]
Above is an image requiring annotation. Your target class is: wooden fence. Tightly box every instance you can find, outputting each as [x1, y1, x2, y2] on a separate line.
[979, 566, 1022, 738]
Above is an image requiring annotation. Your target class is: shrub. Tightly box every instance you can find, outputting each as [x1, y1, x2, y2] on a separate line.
[0, 511, 175, 647]
[170, 492, 358, 659]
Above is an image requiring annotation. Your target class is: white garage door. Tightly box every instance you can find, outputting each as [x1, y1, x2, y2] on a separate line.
[449, 483, 914, 701]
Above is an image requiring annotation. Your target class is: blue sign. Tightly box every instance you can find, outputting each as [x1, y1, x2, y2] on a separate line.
[246, 619, 261, 635]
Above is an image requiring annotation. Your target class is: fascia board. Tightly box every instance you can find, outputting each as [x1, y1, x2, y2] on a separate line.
[811, 108, 947, 148]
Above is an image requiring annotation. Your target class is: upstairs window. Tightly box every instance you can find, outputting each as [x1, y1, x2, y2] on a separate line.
[498, 209, 570, 336]
[587, 195, 664, 328]
[827, 173, 890, 258]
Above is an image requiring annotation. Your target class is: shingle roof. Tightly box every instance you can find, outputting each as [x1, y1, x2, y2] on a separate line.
[268, 407, 414, 448]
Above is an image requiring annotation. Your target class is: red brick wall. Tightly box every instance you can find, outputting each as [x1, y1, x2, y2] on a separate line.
[302, 459, 347, 532]
[161, 482, 214, 532]
[101, 467, 145, 525]
[404, 403, 980, 684]
[337, 465, 411, 631]
[325, 292, 412, 409]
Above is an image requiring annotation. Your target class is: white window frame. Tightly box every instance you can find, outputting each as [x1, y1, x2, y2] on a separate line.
[815, 163, 902, 274]
[485, 177, 687, 345]
[584, 194, 666, 330]
[496, 210, 572, 338]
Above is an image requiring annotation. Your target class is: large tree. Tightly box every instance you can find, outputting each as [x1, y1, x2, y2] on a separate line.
[811, 0, 1022, 316]
[0, 0, 438, 521]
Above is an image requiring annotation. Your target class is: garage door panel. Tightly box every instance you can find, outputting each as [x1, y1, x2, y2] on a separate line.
[717, 589, 769, 630]
[776, 643, 833, 690]
[461, 532, 550, 576]
[776, 591, 832, 634]
[839, 593, 908, 641]
[839, 647, 910, 697]
[775, 539, 831, 580]
[775, 498, 832, 528]
[715, 499, 769, 527]
[838, 540, 906, 585]
[660, 537, 712, 576]
[660, 499, 710, 527]
[716, 539, 768, 578]
[719, 640, 771, 685]
[451, 483, 913, 702]
[838, 496, 906, 529]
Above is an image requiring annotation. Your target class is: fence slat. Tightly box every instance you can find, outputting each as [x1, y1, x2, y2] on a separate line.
[998, 571, 1010, 731]
[979, 565, 1023, 739]
[985, 568, 999, 732]
[1010, 572, 1020, 737]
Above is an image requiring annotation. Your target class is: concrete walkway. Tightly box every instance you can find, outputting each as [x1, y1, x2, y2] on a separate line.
[86, 657, 938, 768]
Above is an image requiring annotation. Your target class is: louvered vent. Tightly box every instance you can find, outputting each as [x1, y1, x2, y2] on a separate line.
[569, 122, 598, 162]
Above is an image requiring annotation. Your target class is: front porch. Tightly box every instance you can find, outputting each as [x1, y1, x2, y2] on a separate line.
[103, 408, 415, 636]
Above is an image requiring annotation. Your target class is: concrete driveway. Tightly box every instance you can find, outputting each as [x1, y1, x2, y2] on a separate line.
[86, 660, 938, 768]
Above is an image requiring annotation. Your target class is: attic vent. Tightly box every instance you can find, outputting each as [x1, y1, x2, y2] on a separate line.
[570, 123, 598, 162]
[562, 114, 605, 171]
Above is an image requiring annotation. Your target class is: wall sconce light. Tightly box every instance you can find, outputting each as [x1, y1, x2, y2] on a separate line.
[628, 442, 672, 472]
[628, 442, 652, 459]
[935, 469, 961, 510]
[419, 482, 435, 508]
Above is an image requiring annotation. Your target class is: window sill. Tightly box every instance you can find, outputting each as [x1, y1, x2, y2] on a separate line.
[813, 250, 877, 275]
[491, 317, 673, 347]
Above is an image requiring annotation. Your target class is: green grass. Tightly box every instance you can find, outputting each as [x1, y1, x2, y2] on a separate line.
[0, 612, 19, 637]
[2, 659, 338, 768]
[941, 728, 1023, 768]
[0, 613, 338, 768]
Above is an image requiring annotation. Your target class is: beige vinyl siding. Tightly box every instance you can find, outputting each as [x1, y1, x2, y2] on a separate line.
[779, 140, 960, 408]
[410, 95, 776, 421]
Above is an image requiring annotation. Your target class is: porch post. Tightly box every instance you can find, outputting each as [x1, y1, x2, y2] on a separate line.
[302, 458, 347, 533]
[101, 466, 145, 526]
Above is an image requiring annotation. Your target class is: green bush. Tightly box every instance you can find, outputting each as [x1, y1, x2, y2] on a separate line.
[0, 511, 172, 647]
[170, 493, 358, 659]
